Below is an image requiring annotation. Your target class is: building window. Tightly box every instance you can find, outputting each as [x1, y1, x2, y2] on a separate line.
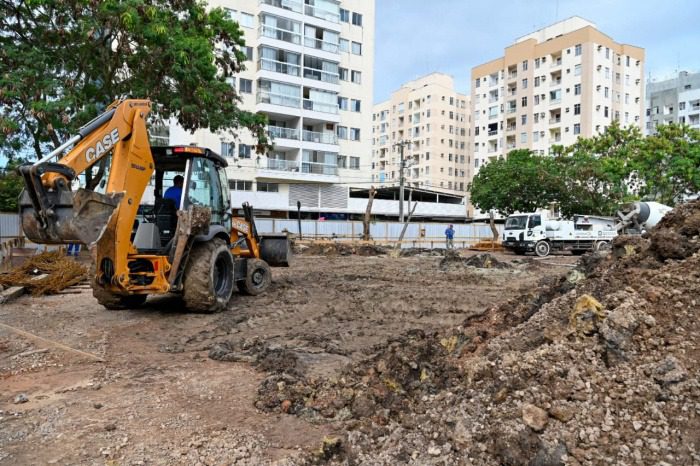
[229, 179, 252, 191]
[522, 78, 528, 89]
[351, 99, 361, 112]
[680, 102, 686, 110]
[257, 182, 279, 192]
[574, 123, 581, 135]
[238, 144, 252, 159]
[239, 78, 252, 94]
[337, 126, 348, 140]
[239, 12, 254, 28]
[520, 132, 527, 143]
[521, 96, 527, 107]
[351, 12, 363, 26]
[339, 39, 349, 52]
[339, 8, 349, 22]
[522, 60, 528, 71]
[574, 103, 581, 115]
[221, 141, 235, 158]
[243, 46, 253, 61]
[534, 95, 540, 105]
[604, 87, 609, 98]
[475, 78, 480, 88]
[533, 131, 539, 142]
[534, 76, 540, 87]
[575, 44, 582, 56]
[338, 97, 349, 110]
[351, 41, 362, 55]
[351, 70, 362, 84]
[349, 156, 360, 169]
[337, 155, 347, 168]
[521, 114, 527, 125]
[350, 128, 361, 141]
[339, 67, 349, 81]
[574, 84, 581, 95]
[574, 64, 581, 76]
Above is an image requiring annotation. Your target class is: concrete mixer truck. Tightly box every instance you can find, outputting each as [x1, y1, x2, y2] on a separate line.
[502, 202, 672, 257]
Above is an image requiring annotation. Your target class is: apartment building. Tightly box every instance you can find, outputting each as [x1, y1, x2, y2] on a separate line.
[371, 73, 471, 196]
[646, 71, 700, 134]
[470, 16, 644, 181]
[169, 0, 375, 217]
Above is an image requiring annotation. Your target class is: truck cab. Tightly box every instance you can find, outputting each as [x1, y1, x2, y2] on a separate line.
[502, 212, 547, 255]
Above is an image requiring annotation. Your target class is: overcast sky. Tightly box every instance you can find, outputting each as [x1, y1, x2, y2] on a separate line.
[373, 0, 700, 103]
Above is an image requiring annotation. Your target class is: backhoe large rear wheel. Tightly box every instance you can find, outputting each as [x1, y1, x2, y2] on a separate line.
[237, 259, 272, 296]
[182, 238, 235, 313]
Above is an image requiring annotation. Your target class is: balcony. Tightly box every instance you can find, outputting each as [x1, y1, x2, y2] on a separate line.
[304, 3, 340, 23]
[303, 99, 338, 114]
[259, 25, 301, 45]
[549, 117, 561, 124]
[506, 107, 517, 114]
[487, 130, 498, 136]
[506, 143, 516, 149]
[302, 130, 338, 145]
[260, 0, 303, 14]
[303, 67, 340, 84]
[549, 137, 562, 143]
[506, 125, 516, 132]
[303, 36, 339, 54]
[549, 98, 562, 106]
[268, 126, 300, 140]
[550, 58, 562, 68]
[259, 58, 300, 77]
[257, 90, 301, 108]
[550, 79, 562, 87]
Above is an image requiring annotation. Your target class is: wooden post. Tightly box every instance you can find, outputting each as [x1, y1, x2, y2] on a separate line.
[362, 185, 376, 241]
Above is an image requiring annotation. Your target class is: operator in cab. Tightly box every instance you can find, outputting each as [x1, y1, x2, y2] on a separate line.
[163, 175, 184, 209]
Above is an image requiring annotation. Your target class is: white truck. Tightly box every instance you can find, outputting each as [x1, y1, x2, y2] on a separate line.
[502, 202, 672, 257]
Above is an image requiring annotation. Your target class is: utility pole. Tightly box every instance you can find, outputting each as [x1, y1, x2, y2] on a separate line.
[394, 140, 410, 222]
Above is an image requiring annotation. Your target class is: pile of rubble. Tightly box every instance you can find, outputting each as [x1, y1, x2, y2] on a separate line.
[257, 201, 700, 465]
[295, 242, 389, 257]
[439, 251, 512, 270]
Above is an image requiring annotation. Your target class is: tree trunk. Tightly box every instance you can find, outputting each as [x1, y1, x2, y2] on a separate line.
[395, 200, 418, 249]
[489, 210, 499, 250]
[362, 185, 376, 241]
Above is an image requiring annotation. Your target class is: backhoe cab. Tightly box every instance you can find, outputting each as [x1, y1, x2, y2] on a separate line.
[18, 99, 289, 312]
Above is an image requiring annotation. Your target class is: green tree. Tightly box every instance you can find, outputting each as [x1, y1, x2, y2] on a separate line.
[0, 161, 25, 212]
[0, 0, 269, 159]
[468, 149, 564, 216]
[636, 123, 700, 205]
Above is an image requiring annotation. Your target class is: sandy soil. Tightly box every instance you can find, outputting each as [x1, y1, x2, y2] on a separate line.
[0, 250, 572, 465]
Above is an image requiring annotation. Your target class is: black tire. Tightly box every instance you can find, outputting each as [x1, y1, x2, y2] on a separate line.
[237, 259, 272, 296]
[93, 286, 148, 310]
[534, 240, 551, 257]
[595, 241, 611, 252]
[182, 238, 235, 313]
[91, 264, 148, 310]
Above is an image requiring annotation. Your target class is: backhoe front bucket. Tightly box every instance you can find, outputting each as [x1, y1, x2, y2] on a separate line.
[20, 188, 124, 245]
[259, 234, 291, 267]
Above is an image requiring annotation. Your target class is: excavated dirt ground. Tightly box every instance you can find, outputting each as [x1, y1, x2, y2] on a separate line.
[2, 197, 699, 466]
[0, 249, 571, 465]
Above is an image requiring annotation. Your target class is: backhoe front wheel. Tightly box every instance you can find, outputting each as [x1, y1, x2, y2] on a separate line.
[93, 287, 148, 310]
[183, 238, 235, 313]
[238, 259, 272, 296]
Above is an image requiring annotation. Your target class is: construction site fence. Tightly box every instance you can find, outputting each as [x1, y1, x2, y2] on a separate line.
[0, 213, 504, 251]
[255, 219, 503, 249]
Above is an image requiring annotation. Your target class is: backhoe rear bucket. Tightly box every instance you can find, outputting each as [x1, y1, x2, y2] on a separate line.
[20, 188, 124, 245]
[259, 234, 291, 267]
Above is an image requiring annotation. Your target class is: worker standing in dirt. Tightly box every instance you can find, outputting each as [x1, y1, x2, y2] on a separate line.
[164, 175, 184, 209]
[445, 224, 455, 249]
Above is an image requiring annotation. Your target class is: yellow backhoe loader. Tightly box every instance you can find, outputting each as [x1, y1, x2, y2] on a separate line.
[18, 99, 290, 312]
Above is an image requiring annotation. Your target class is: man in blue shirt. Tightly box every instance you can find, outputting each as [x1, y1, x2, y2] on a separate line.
[445, 224, 455, 249]
[163, 175, 184, 209]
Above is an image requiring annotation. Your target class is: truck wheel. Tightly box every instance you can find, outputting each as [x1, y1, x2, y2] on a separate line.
[238, 259, 272, 296]
[183, 238, 235, 313]
[534, 240, 551, 257]
[595, 241, 611, 252]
